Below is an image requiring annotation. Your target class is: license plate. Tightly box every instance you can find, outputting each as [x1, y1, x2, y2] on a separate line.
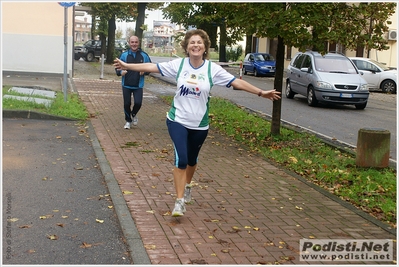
[340, 93, 353, 98]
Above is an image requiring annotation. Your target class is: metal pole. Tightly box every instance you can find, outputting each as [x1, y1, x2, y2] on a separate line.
[63, 6, 68, 102]
[100, 54, 104, 79]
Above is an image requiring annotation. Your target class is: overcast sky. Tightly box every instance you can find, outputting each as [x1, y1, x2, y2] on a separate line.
[116, 9, 165, 35]
[78, 8, 165, 36]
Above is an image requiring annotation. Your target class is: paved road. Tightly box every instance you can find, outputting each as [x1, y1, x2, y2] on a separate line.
[2, 118, 132, 264]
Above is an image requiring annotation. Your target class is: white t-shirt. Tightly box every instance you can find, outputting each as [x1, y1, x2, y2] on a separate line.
[157, 58, 236, 130]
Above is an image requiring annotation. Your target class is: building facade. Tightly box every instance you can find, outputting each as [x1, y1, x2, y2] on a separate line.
[2, 2, 75, 75]
[75, 17, 91, 43]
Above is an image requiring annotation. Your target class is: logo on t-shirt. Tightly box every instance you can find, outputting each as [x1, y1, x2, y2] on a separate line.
[179, 84, 201, 98]
[187, 73, 198, 84]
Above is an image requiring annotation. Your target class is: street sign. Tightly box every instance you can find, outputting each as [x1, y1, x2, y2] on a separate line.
[59, 2, 76, 101]
[58, 2, 76, 8]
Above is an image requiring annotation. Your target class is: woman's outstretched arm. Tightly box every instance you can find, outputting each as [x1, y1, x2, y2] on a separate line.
[231, 78, 281, 101]
[113, 58, 160, 73]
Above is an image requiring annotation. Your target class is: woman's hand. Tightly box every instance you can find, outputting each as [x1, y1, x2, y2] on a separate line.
[260, 90, 281, 101]
[113, 58, 127, 70]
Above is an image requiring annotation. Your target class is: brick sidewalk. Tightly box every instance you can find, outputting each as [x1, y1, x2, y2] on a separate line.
[74, 78, 395, 265]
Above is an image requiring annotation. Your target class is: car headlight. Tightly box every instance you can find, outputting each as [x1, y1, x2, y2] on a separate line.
[316, 81, 333, 89]
[359, 84, 368, 91]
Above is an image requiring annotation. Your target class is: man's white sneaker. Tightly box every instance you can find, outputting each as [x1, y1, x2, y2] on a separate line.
[172, 198, 186, 217]
[124, 122, 131, 129]
[132, 116, 138, 126]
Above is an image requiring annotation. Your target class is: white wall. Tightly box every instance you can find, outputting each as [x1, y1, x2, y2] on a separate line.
[3, 33, 73, 74]
[2, 2, 74, 76]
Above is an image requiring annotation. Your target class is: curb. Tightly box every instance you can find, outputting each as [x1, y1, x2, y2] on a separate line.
[87, 121, 151, 265]
[2, 110, 75, 121]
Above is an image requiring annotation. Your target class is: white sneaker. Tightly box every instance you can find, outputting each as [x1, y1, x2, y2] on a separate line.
[124, 122, 131, 129]
[172, 199, 186, 217]
[184, 184, 193, 204]
[132, 116, 138, 126]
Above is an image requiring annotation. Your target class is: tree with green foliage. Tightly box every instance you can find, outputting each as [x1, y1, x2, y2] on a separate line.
[221, 2, 396, 134]
[133, 2, 164, 41]
[80, 2, 163, 63]
[162, 3, 246, 62]
[81, 2, 138, 63]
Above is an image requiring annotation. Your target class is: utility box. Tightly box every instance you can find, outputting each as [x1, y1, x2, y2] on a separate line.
[356, 128, 390, 168]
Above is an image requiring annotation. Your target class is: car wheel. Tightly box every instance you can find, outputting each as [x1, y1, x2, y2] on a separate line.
[307, 86, 318, 107]
[243, 67, 247, 75]
[254, 68, 259, 77]
[381, 80, 396, 94]
[285, 81, 296, 99]
[74, 55, 80, 60]
[355, 102, 367, 110]
[85, 52, 95, 62]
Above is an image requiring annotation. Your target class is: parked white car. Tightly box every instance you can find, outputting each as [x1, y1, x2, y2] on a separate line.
[349, 57, 397, 94]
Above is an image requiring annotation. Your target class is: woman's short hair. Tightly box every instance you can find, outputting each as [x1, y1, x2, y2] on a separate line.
[180, 29, 211, 60]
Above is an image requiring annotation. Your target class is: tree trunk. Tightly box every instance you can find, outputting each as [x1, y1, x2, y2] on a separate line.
[219, 20, 227, 62]
[245, 33, 253, 55]
[356, 128, 390, 168]
[135, 2, 147, 43]
[106, 15, 116, 64]
[100, 33, 107, 56]
[91, 11, 96, 40]
[200, 24, 217, 49]
[270, 35, 284, 135]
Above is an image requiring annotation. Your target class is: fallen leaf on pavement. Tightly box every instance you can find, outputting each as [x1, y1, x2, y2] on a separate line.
[144, 244, 156, 249]
[47, 234, 58, 240]
[39, 215, 53, 220]
[80, 242, 92, 248]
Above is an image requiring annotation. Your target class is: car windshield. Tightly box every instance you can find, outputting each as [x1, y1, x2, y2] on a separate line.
[84, 40, 98, 46]
[314, 57, 357, 74]
[369, 59, 390, 71]
[255, 54, 274, 61]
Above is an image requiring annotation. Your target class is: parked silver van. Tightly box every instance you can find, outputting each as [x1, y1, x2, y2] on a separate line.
[286, 51, 369, 109]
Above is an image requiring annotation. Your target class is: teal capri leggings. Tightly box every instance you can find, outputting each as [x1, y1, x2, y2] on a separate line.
[166, 119, 208, 169]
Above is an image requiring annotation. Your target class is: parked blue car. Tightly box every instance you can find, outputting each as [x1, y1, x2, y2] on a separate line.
[243, 53, 276, 77]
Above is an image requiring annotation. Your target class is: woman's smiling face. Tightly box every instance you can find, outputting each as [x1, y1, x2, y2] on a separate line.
[187, 35, 205, 58]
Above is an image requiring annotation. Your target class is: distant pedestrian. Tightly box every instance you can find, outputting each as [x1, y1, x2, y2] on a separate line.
[116, 35, 151, 129]
[114, 29, 281, 217]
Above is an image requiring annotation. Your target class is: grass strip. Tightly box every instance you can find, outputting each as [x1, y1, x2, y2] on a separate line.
[162, 95, 396, 227]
